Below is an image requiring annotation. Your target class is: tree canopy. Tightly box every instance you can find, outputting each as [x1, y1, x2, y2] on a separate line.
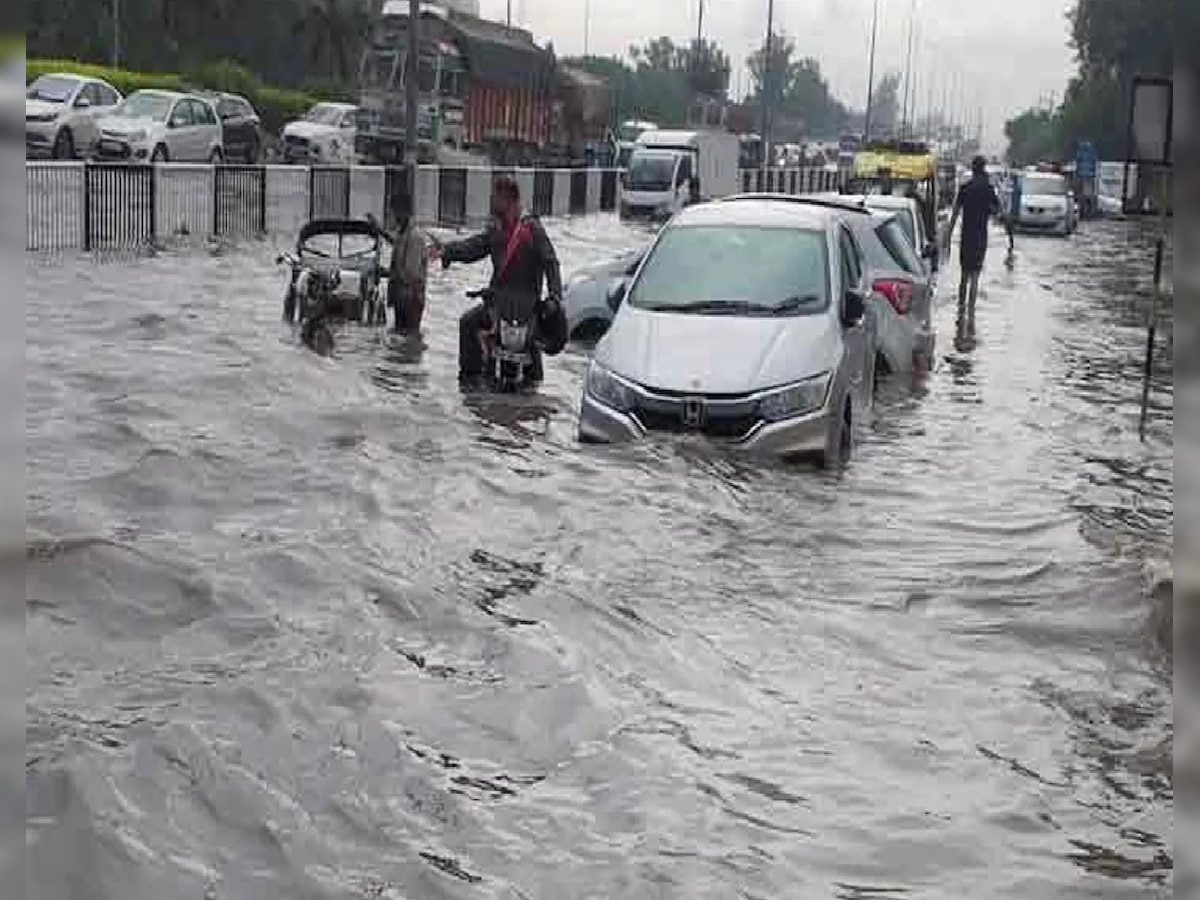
[1002, 0, 1174, 163]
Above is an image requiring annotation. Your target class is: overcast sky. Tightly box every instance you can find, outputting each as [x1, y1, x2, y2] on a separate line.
[476, 0, 1078, 151]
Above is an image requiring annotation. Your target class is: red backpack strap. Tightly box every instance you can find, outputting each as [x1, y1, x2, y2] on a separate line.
[497, 217, 534, 282]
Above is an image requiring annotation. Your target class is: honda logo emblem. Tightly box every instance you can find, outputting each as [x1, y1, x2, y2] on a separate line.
[681, 397, 706, 428]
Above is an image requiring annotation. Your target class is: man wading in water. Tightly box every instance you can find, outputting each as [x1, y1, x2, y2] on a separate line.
[383, 193, 429, 334]
[947, 155, 1002, 330]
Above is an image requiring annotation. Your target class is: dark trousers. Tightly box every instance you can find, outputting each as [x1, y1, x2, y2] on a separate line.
[388, 279, 426, 333]
[458, 303, 543, 381]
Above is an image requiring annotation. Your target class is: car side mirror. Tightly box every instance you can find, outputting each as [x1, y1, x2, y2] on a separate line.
[607, 278, 628, 312]
[922, 241, 937, 259]
[842, 287, 866, 327]
[73, 96, 91, 109]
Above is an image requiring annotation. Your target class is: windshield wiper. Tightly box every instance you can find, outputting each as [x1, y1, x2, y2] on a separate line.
[770, 294, 820, 314]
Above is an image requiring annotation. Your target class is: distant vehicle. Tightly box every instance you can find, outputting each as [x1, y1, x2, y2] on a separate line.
[616, 119, 658, 168]
[579, 196, 877, 468]
[25, 72, 122, 159]
[562, 247, 645, 342]
[847, 140, 941, 249]
[1013, 171, 1075, 236]
[93, 90, 223, 162]
[356, 0, 612, 166]
[281, 102, 358, 165]
[620, 129, 740, 222]
[197, 91, 263, 163]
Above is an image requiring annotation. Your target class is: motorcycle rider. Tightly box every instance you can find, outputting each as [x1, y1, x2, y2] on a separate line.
[430, 176, 566, 383]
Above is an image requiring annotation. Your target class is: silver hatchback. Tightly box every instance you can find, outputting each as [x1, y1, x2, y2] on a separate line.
[578, 198, 877, 468]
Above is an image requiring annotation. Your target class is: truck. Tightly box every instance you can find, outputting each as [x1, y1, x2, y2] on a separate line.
[355, 0, 613, 166]
[619, 128, 740, 221]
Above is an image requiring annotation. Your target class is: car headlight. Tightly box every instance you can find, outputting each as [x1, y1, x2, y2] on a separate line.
[122, 130, 147, 143]
[757, 372, 831, 422]
[586, 361, 635, 413]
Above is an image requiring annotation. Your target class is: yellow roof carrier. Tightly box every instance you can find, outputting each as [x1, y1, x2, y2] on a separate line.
[853, 139, 937, 181]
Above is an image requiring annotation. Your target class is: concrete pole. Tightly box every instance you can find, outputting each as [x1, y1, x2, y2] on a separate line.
[759, 0, 775, 175]
[405, 0, 420, 172]
[863, 0, 880, 142]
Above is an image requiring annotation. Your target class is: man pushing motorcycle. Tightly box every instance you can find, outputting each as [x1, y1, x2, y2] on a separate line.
[429, 176, 567, 384]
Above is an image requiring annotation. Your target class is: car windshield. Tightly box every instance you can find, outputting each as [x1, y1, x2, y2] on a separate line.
[115, 92, 173, 120]
[1023, 175, 1066, 196]
[305, 104, 346, 125]
[873, 217, 923, 276]
[627, 153, 676, 191]
[628, 224, 829, 316]
[27, 75, 78, 103]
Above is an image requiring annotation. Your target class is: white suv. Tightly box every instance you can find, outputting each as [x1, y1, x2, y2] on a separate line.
[26, 72, 123, 159]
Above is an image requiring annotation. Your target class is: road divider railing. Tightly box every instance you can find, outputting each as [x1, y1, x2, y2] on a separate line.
[25, 162, 626, 253]
[25, 162, 847, 253]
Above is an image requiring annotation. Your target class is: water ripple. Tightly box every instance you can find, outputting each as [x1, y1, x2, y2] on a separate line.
[26, 216, 1172, 899]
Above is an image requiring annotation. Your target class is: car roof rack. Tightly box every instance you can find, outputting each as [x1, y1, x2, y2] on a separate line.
[716, 192, 873, 214]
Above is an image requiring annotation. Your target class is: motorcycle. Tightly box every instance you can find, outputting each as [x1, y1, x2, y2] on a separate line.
[467, 286, 540, 392]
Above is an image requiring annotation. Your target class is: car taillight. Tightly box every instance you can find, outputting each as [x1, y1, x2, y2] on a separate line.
[873, 278, 913, 315]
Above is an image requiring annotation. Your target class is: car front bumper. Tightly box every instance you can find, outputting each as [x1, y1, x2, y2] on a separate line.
[578, 390, 834, 457]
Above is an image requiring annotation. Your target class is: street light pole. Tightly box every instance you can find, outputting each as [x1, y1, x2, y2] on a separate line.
[697, 0, 704, 45]
[760, 0, 775, 174]
[863, 0, 880, 142]
[900, 0, 916, 137]
[405, 0, 420, 168]
[112, 0, 121, 69]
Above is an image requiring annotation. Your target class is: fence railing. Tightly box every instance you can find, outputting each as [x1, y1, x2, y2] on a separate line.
[25, 162, 846, 253]
[26, 162, 626, 253]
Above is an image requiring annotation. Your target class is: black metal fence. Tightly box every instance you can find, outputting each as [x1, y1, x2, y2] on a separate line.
[27, 162, 631, 253]
[738, 167, 845, 194]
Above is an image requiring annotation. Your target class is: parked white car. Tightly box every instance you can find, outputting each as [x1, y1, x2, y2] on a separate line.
[25, 72, 122, 159]
[579, 197, 878, 468]
[281, 102, 358, 164]
[563, 247, 645, 342]
[93, 90, 224, 162]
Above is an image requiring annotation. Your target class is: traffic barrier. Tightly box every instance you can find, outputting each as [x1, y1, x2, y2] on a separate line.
[737, 167, 843, 194]
[26, 162, 847, 253]
[25, 161, 629, 253]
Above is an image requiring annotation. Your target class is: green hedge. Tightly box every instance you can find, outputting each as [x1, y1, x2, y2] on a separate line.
[26, 58, 324, 135]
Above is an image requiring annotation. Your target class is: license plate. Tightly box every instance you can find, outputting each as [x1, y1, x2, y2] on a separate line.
[99, 139, 124, 152]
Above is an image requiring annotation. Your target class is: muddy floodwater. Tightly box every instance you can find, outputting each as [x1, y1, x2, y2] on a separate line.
[26, 215, 1172, 900]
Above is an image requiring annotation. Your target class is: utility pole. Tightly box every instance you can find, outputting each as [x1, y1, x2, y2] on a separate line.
[584, 0, 591, 56]
[760, 0, 775, 174]
[863, 0, 880, 142]
[900, 0, 916, 138]
[405, 0, 420, 170]
[697, 0, 704, 45]
[506, 0, 512, 26]
[112, 0, 121, 69]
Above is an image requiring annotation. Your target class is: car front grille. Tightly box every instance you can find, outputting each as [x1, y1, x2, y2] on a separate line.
[631, 391, 762, 441]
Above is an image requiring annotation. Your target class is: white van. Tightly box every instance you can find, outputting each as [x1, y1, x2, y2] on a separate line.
[619, 129, 739, 222]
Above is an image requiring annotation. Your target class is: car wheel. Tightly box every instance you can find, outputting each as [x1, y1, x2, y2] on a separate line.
[52, 128, 75, 160]
[245, 139, 260, 164]
[151, 144, 169, 163]
[816, 399, 853, 471]
[209, 148, 224, 164]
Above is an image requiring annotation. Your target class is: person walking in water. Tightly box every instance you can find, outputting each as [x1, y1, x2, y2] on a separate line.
[947, 155, 1002, 324]
[384, 192, 429, 334]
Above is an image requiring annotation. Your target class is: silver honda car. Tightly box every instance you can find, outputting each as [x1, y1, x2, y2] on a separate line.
[578, 197, 878, 468]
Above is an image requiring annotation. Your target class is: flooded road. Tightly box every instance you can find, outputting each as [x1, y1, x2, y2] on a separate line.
[26, 214, 1172, 900]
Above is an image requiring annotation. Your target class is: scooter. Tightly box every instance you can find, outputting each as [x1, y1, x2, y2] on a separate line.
[467, 286, 540, 392]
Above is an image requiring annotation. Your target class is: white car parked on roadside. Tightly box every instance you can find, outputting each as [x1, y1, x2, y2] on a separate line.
[93, 90, 224, 163]
[25, 72, 123, 159]
[281, 102, 358, 164]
